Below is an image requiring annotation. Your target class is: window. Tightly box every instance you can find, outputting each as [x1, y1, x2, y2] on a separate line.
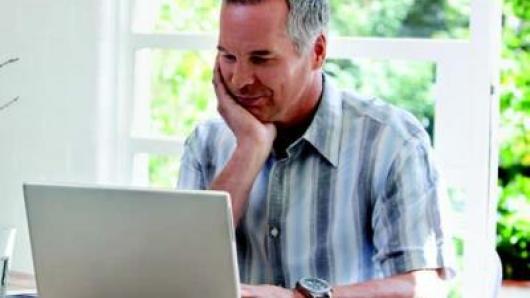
[118, 0, 501, 296]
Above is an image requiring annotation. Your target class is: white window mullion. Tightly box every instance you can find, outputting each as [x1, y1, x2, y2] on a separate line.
[132, 33, 217, 50]
[433, 57, 474, 176]
[117, 0, 136, 185]
[131, 34, 472, 62]
[130, 136, 183, 156]
[328, 37, 470, 61]
[461, 0, 502, 297]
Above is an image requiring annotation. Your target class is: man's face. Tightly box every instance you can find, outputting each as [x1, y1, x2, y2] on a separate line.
[218, 0, 318, 125]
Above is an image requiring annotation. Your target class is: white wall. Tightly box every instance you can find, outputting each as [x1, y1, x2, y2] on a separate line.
[0, 0, 119, 272]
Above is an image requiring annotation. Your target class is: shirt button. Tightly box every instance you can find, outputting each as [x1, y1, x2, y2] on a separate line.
[269, 226, 280, 238]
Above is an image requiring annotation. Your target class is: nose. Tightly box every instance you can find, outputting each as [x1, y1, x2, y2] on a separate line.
[230, 62, 255, 89]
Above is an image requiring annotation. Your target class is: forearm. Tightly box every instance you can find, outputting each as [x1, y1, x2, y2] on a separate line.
[332, 271, 446, 298]
[210, 141, 270, 226]
[333, 277, 414, 298]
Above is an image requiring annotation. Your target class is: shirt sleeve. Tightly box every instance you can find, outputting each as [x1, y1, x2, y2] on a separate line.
[371, 136, 456, 278]
[176, 127, 208, 190]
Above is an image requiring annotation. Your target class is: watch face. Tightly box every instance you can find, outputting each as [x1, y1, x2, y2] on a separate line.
[300, 277, 331, 294]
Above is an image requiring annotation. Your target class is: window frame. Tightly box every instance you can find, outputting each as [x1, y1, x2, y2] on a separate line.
[117, 0, 502, 296]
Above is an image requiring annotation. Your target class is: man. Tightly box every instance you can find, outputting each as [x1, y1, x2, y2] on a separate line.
[178, 0, 455, 297]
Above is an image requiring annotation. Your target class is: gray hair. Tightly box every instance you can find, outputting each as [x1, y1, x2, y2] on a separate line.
[223, 0, 330, 53]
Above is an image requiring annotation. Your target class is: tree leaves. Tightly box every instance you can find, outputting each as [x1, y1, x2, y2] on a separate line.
[497, 0, 530, 280]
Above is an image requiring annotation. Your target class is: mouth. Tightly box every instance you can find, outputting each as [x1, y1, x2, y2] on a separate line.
[235, 96, 267, 108]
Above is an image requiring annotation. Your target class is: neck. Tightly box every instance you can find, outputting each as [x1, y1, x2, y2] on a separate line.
[276, 71, 323, 129]
[274, 72, 324, 156]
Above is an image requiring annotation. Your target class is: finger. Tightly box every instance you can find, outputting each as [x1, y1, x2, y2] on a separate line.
[240, 284, 256, 297]
[212, 58, 220, 90]
[213, 69, 229, 115]
[212, 55, 225, 92]
[213, 61, 229, 99]
[213, 62, 241, 120]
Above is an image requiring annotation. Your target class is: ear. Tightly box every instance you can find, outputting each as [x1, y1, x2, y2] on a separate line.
[311, 33, 327, 70]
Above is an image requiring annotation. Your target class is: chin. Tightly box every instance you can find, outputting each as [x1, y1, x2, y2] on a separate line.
[247, 108, 273, 123]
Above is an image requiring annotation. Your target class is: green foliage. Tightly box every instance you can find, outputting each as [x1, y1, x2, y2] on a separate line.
[500, 1, 530, 168]
[497, 0, 530, 281]
[328, 0, 468, 38]
[497, 176, 530, 279]
[150, 50, 217, 138]
[149, 155, 180, 188]
[328, 0, 416, 37]
[155, 0, 219, 32]
[325, 59, 435, 135]
[400, 0, 469, 38]
[150, 0, 469, 37]
[146, 0, 470, 141]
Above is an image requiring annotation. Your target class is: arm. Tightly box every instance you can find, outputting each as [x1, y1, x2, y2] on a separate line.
[240, 269, 447, 298]
[331, 137, 453, 298]
[210, 141, 271, 226]
[210, 58, 276, 226]
[332, 269, 447, 298]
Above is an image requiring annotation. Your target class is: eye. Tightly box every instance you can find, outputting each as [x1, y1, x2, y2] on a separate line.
[250, 56, 269, 65]
[222, 54, 236, 63]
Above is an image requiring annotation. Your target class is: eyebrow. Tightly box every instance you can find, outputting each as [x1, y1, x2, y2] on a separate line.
[250, 50, 273, 56]
[217, 46, 273, 56]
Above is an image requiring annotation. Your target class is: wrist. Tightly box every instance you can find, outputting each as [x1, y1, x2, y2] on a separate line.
[236, 139, 272, 160]
[292, 288, 306, 298]
[295, 277, 333, 298]
[235, 123, 276, 153]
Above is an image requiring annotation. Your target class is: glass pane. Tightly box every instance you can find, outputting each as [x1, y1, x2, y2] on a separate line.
[132, 153, 181, 188]
[133, 0, 469, 39]
[324, 59, 436, 137]
[496, 175, 530, 279]
[447, 188, 465, 298]
[149, 155, 181, 188]
[133, 49, 218, 138]
[135, 51, 437, 139]
[498, 0, 530, 281]
[133, 0, 220, 33]
[329, 0, 470, 38]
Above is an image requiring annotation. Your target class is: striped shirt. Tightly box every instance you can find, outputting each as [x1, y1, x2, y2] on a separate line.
[177, 75, 455, 288]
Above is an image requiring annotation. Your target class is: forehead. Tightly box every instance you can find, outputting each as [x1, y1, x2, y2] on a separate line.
[219, 0, 293, 52]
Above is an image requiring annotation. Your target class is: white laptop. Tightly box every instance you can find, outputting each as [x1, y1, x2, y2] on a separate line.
[23, 183, 240, 298]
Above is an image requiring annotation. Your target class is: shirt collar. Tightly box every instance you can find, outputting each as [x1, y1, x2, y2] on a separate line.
[301, 74, 342, 167]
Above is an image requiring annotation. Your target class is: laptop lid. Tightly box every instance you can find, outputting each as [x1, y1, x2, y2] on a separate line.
[23, 183, 240, 298]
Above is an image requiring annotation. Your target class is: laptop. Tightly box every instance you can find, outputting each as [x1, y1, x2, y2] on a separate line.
[23, 183, 240, 298]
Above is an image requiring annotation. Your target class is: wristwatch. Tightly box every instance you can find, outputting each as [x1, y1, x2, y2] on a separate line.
[295, 277, 333, 298]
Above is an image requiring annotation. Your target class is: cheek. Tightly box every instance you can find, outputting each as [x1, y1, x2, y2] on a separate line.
[257, 66, 291, 93]
[219, 61, 233, 81]
[256, 70, 277, 87]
